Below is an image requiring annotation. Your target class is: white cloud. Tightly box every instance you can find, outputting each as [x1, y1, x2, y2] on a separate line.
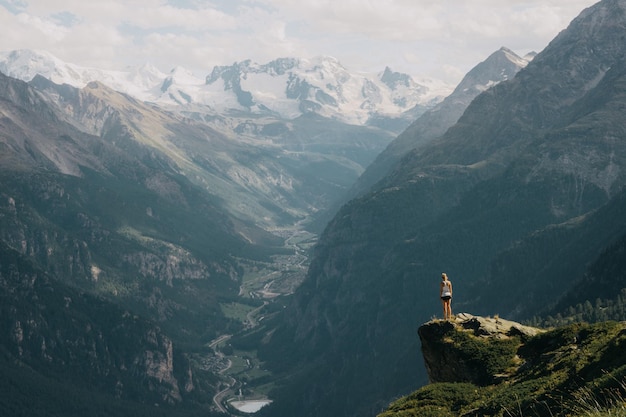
[17, 12, 68, 41]
[0, 0, 600, 83]
[128, 4, 238, 31]
[250, 0, 588, 42]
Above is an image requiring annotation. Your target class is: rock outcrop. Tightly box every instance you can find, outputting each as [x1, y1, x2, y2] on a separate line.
[418, 313, 543, 385]
[381, 318, 626, 417]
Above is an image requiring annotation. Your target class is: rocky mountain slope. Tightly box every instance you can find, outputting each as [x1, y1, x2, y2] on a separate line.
[418, 313, 543, 386]
[379, 315, 626, 417]
[350, 47, 532, 198]
[0, 243, 194, 405]
[255, 1, 626, 416]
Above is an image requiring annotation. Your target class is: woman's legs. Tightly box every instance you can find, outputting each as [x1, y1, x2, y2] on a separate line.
[441, 299, 452, 319]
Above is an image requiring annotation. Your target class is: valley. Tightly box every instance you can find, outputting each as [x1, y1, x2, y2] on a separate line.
[237, 228, 317, 300]
[209, 227, 317, 414]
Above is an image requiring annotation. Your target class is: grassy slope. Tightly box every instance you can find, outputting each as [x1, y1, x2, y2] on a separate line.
[379, 321, 626, 417]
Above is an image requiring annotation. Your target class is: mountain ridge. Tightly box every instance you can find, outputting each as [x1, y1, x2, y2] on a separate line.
[349, 46, 532, 198]
[24, 72, 392, 230]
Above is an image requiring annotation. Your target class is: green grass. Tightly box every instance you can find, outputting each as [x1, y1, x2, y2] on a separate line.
[217, 347, 274, 402]
[239, 262, 280, 283]
[568, 382, 626, 417]
[448, 327, 521, 383]
[380, 321, 626, 417]
[235, 258, 282, 298]
[220, 302, 257, 323]
[378, 383, 484, 417]
[226, 349, 270, 379]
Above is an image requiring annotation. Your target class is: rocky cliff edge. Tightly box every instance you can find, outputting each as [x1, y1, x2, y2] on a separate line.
[418, 313, 544, 385]
[381, 314, 626, 416]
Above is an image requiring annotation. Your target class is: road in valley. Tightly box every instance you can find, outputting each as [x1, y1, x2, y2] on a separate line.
[211, 227, 316, 414]
[210, 334, 234, 413]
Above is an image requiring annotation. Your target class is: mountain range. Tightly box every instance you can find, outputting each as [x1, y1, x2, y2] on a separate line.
[0, 46, 526, 234]
[0, 49, 449, 130]
[1, 49, 449, 231]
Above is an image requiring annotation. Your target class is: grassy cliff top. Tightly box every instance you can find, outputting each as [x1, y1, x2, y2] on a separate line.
[379, 315, 626, 417]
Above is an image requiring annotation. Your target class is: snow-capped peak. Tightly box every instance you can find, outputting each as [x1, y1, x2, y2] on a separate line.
[0, 48, 170, 99]
[164, 66, 203, 87]
[499, 46, 533, 69]
[129, 63, 169, 89]
[0, 49, 76, 83]
[193, 55, 450, 124]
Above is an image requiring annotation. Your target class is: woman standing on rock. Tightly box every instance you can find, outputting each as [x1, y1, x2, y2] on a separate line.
[440, 273, 453, 320]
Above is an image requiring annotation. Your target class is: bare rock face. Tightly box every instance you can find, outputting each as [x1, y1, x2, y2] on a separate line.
[453, 312, 543, 338]
[418, 313, 543, 385]
[0, 243, 190, 406]
[140, 330, 182, 403]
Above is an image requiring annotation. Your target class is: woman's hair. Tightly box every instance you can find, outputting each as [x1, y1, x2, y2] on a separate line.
[441, 273, 448, 280]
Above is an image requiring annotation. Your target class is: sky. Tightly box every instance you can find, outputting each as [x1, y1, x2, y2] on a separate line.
[0, 0, 600, 85]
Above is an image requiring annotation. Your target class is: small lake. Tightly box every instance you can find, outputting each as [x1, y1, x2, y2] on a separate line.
[230, 399, 272, 413]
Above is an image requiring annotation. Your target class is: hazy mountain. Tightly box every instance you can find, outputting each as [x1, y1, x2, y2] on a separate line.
[0, 72, 277, 414]
[0, 45, 431, 414]
[350, 47, 532, 198]
[0, 67, 286, 326]
[0, 50, 450, 130]
[308, 46, 531, 240]
[255, 1, 626, 416]
[1, 50, 408, 231]
[26, 74, 392, 231]
[0, 48, 165, 98]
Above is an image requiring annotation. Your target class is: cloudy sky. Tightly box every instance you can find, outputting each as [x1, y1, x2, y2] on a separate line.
[0, 0, 599, 84]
